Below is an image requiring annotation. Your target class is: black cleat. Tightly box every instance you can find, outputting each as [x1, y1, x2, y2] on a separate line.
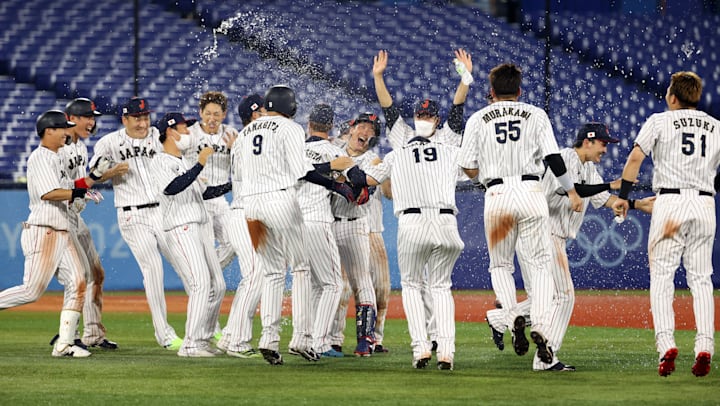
[373, 344, 389, 353]
[487, 319, 504, 351]
[413, 356, 431, 369]
[91, 339, 118, 350]
[547, 362, 575, 372]
[331, 344, 343, 353]
[530, 331, 554, 364]
[511, 316, 529, 356]
[259, 348, 284, 365]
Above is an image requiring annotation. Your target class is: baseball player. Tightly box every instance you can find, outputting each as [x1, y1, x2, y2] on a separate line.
[185, 91, 239, 271]
[216, 93, 267, 359]
[48, 98, 125, 350]
[372, 48, 474, 352]
[458, 62, 583, 367]
[329, 112, 388, 357]
[234, 85, 356, 365]
[526, 123, 655, 371]
[379, 133, 465, 370]
[89, 97, 183, 350]
[612, 71, 719, 377]
[152, 112, 228, 357]
[0, 110, 95, 357]
[296, 103, 356, 358]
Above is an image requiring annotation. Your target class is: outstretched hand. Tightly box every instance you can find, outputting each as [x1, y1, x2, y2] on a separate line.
[454, 48, 472, 74]
[373, 50, 388, 76]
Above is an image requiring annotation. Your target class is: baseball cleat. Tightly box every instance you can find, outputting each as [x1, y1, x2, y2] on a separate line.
[331, 345, 343, 354]
[658, 347, 678, 377]
[511, 316, 529, 356]
[437, 361, 454, 371]
[289, 347, 320, 362]
[546, 362, 576, 372]
[487, 319, 505, 351]
[90, 338, 118, 350]
[226, 349, 262, 359]
[177, 347, 217, 358]
[373, 344, 389, 353]
[354, 338, 372, 357]
[692, 352, 711, 377]
[530, 331, 553, 364]
[259, 349, 284, 365]
[413, 354, 432, 369]
[320, 348, 344, 358]
[50, 334, 87, 350]
[52, 344, 92, 358]
[164, 337, 183, 351]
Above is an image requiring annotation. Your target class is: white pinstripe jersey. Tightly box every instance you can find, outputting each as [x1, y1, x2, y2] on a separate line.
[59, 140, 89, 180]
[458, 101, 559, 185]
[543, 147, 610, 239]
[90, 127, 162, 208]
[383, 139, 460, 217]
[331, 149, 389, 219]
[366, 186, 384, 232]
[229, 146, 244, 210]
[635, 109, 720, 192]
[26, 146, 71, 230]
[151, 152, 208, 231]
[185, 122, 234, 186]
[235, 115, 313, 197]
[387, 115, 462, 149]
[297, 138, 344, 223]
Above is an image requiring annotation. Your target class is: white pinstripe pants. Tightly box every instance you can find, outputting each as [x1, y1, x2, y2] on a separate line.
[397, 211, 464, 361]
[166, 221, 226, 351]
[649, 193, 715, 358]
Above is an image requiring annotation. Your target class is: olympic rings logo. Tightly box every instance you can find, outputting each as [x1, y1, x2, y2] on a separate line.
[567, 214, 645, 268]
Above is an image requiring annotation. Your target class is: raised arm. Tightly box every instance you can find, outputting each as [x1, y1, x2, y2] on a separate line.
[373, 50, 392, 108]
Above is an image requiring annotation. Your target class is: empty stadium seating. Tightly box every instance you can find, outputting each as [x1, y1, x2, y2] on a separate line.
[0, 0, 712, 185]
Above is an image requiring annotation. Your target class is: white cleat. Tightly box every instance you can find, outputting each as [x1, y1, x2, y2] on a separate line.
[52, 344, 92, 358]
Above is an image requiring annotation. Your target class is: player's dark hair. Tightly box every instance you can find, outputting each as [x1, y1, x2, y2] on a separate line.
[199, 91, 228, 112]
[669, 71, 702, 108]
[489, 63, 522, 97]
[309, 121, 332, 133]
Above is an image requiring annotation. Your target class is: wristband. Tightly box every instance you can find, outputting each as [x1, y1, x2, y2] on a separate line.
[628, 199, 636, 210]
[618, 179, 633, 200]
[74, 178, 90, 189]
[461, 71, 474, 86]
[71, 188, 87, 200]
[89, 172, 102, 181]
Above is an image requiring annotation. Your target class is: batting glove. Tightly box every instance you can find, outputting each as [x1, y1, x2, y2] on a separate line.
[454, 58, 474, 86]
[90, 156, 114, 180]
[331, 182, 356, 203]
[85, 190, 104, 204]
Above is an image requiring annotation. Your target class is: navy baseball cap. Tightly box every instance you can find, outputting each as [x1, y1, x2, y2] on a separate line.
[308, 103, 334, 125]
[238, 94, 264, 123]
[576, 123, 619, 143]
[414, 99, 439, 117]
[156, 112, 197, 136]
[65, 98, 102, 117]
[121, 97, 152, 116]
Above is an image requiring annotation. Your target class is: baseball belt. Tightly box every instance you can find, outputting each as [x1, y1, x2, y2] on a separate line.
[486, 174, 539, 188]
[658, 188, 712, 196]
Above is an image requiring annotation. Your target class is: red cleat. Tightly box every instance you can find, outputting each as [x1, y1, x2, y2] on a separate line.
[658, 348, 678, 377]
[692, 352, 711, 377]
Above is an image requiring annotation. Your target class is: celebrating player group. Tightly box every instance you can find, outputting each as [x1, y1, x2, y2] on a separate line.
[1, 48, 716, 377]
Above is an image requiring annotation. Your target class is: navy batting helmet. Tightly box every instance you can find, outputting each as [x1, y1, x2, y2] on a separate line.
[36, 110, 75, 137]
[65, 98, 102, 117]
[264, 86, 297, 118]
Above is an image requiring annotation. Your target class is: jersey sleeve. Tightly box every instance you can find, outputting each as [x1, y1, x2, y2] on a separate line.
[457, 114, 479, 169]
[633, 114, 658, 156]
[285, 123, 315, 180]
[88, 136, 108, 168]
[386, 110, 415, 150]
[536, 110, 561, 157]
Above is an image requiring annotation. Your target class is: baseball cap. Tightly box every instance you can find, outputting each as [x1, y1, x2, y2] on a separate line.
[65, 98, 102, 117]
[237, 94, 264, 123]
[36, 110, 76, 136]
[576, 123, 619, 143]
[414, 99, 439, 117]
[121, 97, 152, 116]
[156, 112, 197, 136]
[308, 103, 334, 125]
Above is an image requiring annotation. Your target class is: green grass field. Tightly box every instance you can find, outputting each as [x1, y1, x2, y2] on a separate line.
[0, 310, 717, 405]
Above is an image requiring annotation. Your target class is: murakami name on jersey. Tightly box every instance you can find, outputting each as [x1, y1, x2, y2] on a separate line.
[481, 107, 532, 123]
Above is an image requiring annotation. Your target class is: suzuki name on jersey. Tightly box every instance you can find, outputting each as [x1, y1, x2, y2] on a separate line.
[482, 107, 532, 123]
[673, 117, 715, 132]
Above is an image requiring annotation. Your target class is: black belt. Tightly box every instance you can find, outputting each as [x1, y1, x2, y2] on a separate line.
[122, 203, 159, 212]
[402, 208, 454, 215]
[334, 217, 358, 222]
[486, 175, 539, 188]
[658, 188, 712, 197]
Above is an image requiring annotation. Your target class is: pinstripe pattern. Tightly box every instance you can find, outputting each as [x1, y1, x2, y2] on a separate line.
[333, 218, 374, 306]
[369, 232, 390, 346]
[635, 108, 720, 359]
[219, 207, 264, 352]
[26, 147, 70, 230]
[91, 126, 180, 347]
[386, 115, 462, 150]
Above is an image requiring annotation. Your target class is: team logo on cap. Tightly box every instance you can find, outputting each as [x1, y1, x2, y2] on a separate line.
[587, 131, 596, 138]
[251, 103, 259, 111]
[168, 118, 177, 126]
[421, 100, 430, 109]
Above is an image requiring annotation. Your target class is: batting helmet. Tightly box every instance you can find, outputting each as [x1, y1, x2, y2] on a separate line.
[65, 98, 102, 117]
[350, 112, 382, 143]
[264, 86, 297, 118]
[36, 110, 75, 137]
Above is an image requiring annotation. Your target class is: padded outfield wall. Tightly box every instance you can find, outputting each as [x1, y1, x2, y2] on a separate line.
[1, 188, 718, 291]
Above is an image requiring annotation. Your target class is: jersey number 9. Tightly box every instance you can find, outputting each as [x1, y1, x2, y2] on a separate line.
[252, 134, 263, 155]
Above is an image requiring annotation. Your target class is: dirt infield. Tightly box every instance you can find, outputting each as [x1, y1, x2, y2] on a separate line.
[8, 291, 717, 331]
